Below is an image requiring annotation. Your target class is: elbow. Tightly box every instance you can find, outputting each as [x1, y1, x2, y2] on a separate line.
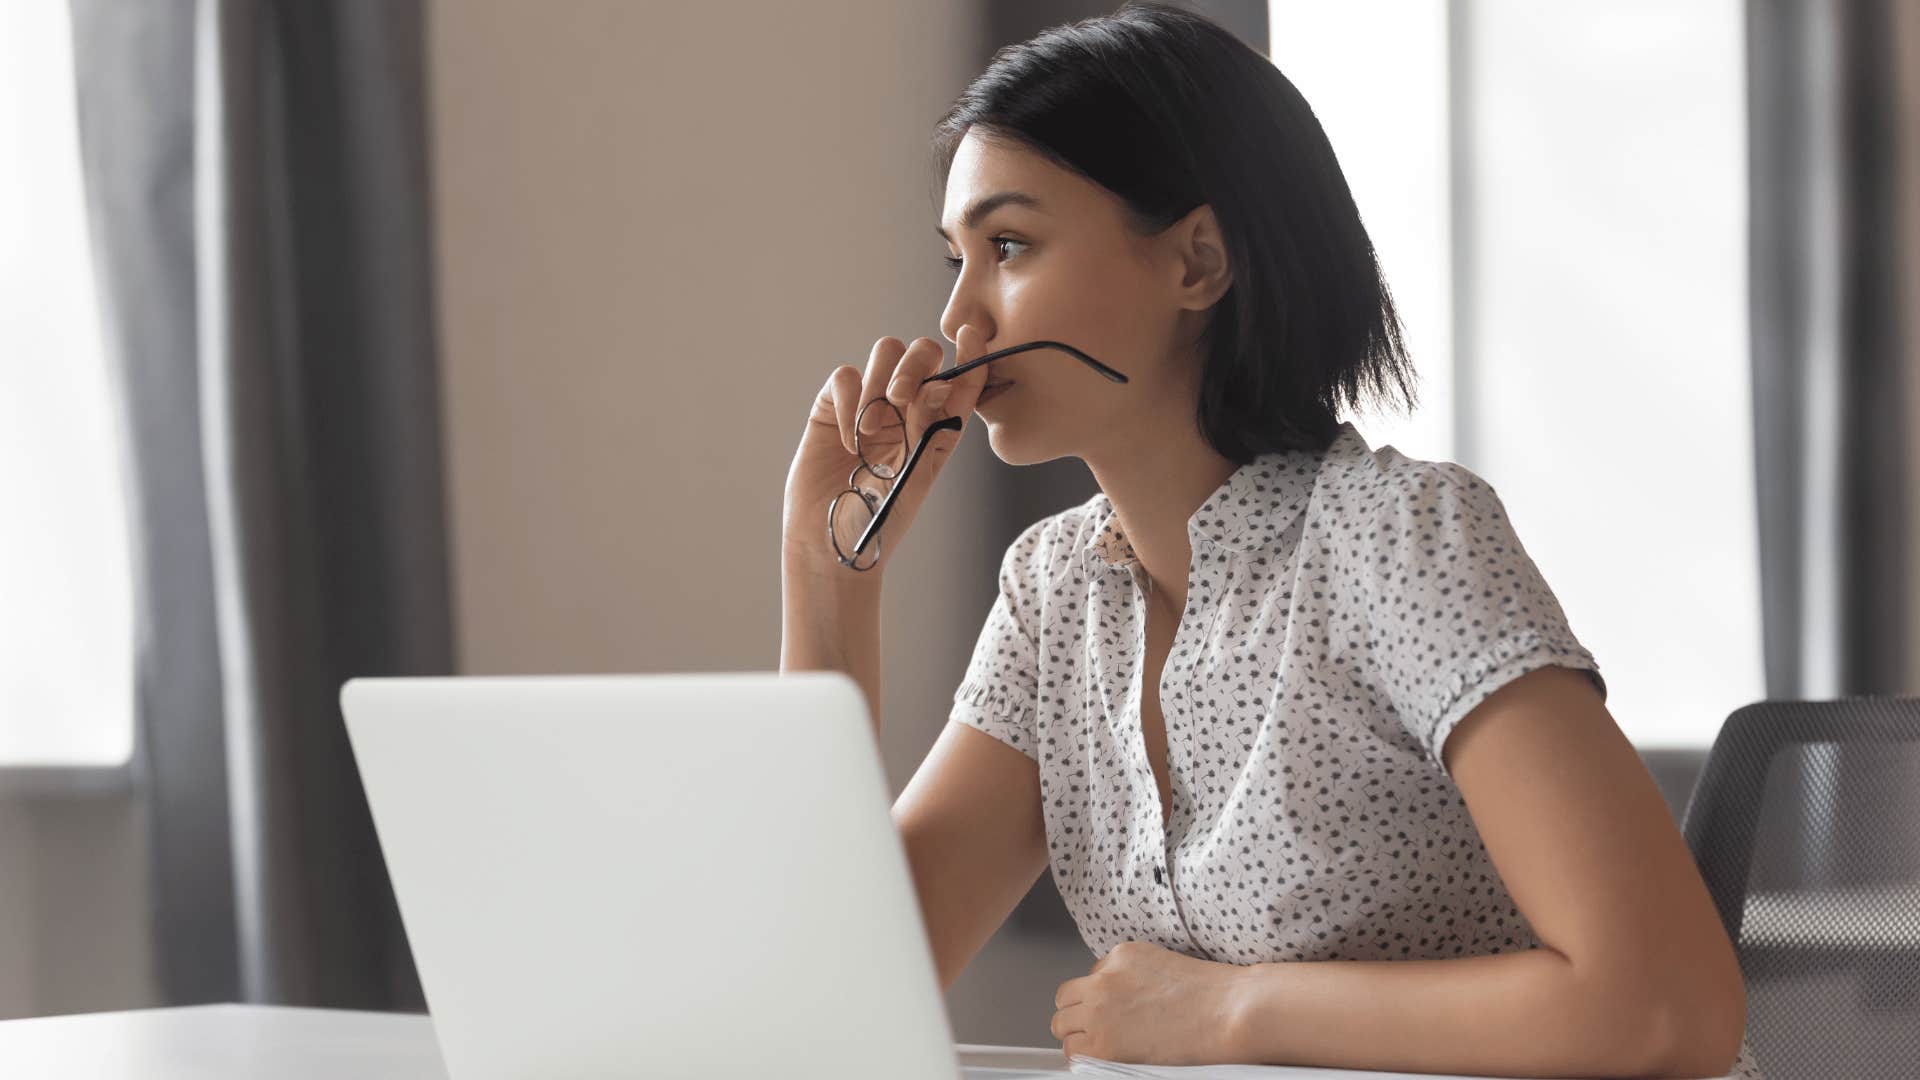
[1566, 940, 1747, 1078]
[1626, 970, 1748, 1078]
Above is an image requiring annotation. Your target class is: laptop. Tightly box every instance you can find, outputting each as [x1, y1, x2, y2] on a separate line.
[341, 671, 1059, 1080]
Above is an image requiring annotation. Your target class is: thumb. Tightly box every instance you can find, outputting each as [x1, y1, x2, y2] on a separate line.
[935, 324, 993, 440]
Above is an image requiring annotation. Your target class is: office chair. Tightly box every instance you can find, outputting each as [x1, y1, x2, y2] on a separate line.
[1680, 696, 1920, 1080]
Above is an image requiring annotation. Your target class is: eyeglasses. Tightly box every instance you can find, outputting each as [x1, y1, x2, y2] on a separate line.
[828, 340, 1128, 571]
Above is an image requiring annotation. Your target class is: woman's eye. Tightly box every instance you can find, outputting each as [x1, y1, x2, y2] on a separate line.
[943, 237, 1025, 274]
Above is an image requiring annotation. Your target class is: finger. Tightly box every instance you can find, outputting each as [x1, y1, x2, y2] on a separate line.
[887, 334, 948, 405]
[939, 324, 993, 431]
[909, 326, 987, 458]
[860, 336, 907, 435]
[886, 336, 942, 409]
[1053, 976, 1087, 1010]
[1061, 1032, 1094, 1061]
[1049, 1003, 1090, 1042]
[896, 338, 957, 439]
[887, 337, 949, 447]
[827, 365, 863, 456]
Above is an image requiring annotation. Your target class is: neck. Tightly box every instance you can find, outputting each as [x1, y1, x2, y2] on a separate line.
[1086, 438, 1237, 616]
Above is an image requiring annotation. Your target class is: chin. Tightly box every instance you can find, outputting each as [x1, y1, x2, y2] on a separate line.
[981, 423, 1029, 466]
[982, 423, 1068, 468]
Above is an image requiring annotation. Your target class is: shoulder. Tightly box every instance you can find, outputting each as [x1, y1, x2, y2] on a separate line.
[1307, 435, 1529, 595]
[1321, 435, 1507, 536]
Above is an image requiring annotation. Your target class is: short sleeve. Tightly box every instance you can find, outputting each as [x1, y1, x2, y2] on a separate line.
[948, 519, 1049, 761]
[1359, 462, 1606, 774]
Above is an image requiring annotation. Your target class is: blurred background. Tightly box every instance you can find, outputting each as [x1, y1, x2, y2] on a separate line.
[1, 0, 1915, 1053]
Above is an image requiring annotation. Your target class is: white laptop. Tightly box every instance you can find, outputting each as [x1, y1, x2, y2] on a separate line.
[341, 670, 1060, 1080]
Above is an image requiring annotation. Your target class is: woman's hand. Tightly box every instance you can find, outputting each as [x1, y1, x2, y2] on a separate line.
[1050, 940, 1254, 1066]
[781, 326, 991, 583]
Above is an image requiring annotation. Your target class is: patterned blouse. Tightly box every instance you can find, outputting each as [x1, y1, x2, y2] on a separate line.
[948, 419, 1763, 1078]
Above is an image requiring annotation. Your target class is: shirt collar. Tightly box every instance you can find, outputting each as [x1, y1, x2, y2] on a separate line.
[1080, 421, 1358, 573]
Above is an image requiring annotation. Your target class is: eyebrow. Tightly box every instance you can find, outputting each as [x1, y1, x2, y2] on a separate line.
[935, 191, 1047, 243]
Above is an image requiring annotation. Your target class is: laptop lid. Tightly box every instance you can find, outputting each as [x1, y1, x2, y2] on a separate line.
[341, 671, 961, 1080]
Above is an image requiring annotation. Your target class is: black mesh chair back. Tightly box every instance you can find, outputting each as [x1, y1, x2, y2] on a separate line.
[1680, 696, 1920, 1080]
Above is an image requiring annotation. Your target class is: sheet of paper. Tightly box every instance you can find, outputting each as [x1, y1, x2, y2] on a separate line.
[1067, 1057, 1521, 1079]
[1066, 1057, 1736, 1080]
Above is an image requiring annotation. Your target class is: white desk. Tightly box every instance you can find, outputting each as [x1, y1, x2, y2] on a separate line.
[0, 1003, 1741, 1078]
[0, 1004, 1071, 1078]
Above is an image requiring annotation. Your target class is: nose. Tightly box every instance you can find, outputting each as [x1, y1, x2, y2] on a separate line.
[939, 279, 994, 350]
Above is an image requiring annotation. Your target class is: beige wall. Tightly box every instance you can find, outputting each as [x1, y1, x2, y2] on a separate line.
[0, 789, 156, 1019]
[427, 0, 1000, 793]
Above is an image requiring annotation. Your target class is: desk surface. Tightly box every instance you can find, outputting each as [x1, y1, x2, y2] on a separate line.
[0, 1004, 1072, 1079]
[0, 1003, 1740, 1079]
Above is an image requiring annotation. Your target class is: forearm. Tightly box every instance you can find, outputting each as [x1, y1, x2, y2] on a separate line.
[779, 560, 885, 736]
[1221, 947, 1733, 1079]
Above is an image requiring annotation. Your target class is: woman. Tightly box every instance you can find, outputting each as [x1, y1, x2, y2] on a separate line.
[780, 4, 1759, 1076]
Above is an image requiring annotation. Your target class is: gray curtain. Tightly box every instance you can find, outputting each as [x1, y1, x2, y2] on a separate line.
[70, 0, 451, 1009]
[69, 0, 234, 1006]
[1739, 0, 1920, 933]
[1749, 0, 1919, 703]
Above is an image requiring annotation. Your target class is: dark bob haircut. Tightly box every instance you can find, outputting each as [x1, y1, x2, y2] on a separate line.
[930, 0, 1416, 460]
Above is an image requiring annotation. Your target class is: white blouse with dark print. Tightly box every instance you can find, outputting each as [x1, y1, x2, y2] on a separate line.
[949, 419, 1763, 1079]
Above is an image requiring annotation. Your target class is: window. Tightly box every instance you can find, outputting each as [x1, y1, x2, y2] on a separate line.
[1270, 0, 1455, 466]
[1271, 1, 1763, 745]
[0, 4, 136, 767]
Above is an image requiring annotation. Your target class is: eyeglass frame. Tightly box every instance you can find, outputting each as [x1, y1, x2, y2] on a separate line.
[829, 339, 1129, 570]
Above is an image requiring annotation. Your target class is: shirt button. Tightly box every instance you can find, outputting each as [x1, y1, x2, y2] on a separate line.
[1154, 865, 1165, 885]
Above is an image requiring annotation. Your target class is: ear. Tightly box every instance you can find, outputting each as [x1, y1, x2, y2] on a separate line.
[1165, 203, 1233, 311]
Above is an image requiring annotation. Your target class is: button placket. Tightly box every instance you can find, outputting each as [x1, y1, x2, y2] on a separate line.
[1160, 541, 1215, 838]
[1150, 550, 1218, 961]
[1126, 563, 1170, 843]
[1112, 563, 1173, 947]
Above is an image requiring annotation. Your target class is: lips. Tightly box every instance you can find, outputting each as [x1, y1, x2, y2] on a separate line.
[977, 381, 1015, 405]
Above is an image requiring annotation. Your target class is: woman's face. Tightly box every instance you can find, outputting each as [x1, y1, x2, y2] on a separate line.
[938, 129, 1226, 467]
